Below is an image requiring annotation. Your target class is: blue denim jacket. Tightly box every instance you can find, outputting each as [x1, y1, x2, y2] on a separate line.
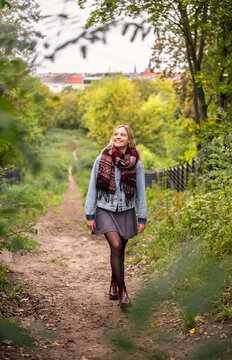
[85, 155, 147, 223]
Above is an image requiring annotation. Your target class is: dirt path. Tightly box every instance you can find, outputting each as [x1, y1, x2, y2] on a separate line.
[1, 169, 231, 360]
[1, 168, 145, 360]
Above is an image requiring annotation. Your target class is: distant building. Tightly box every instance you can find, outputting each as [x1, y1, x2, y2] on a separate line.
[37, 73, 104, 92]
[129, 60, 162, 81]
[35, 65, 181, 93]
[138, 60, 160, 81]
[138, 69, 160, 81]
[66, 75, 85, 90]
[37, 73, 70, 93]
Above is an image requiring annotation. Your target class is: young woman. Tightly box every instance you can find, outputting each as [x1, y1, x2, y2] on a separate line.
[85, 124, 147, 307]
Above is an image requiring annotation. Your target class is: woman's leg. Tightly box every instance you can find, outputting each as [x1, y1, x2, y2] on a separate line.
[120, 236, 128, 283]
[104, 232, 128, 286]
[105, 232, 131, 306]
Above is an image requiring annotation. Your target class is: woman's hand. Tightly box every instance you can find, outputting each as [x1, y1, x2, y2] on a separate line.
[137, 222, 146, 234]
[87, 219, 96, 232]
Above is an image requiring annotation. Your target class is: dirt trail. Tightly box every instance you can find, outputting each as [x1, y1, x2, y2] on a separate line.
[1, 168, 144, 360]
[2, 169, 231, 360]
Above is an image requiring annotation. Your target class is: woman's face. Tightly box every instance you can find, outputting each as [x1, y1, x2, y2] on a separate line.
[112, 127, 129, 152]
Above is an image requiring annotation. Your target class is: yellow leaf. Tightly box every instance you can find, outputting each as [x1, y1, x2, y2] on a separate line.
[150, 322, 159, 328]
[189, 328, 196, 334]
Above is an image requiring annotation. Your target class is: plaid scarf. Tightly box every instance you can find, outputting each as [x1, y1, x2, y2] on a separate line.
[96, 146, 139, 204]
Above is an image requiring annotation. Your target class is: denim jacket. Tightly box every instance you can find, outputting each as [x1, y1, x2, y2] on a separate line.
[85, 155, 147, 223]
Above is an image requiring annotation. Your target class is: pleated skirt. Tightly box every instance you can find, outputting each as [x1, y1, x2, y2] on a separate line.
[93, 206, 138, 240]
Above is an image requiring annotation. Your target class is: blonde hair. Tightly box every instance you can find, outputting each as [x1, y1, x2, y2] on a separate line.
[107, 124, 136, 149]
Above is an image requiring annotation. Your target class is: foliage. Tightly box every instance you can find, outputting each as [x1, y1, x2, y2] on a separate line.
[78, 0, 232, 128]
[0, 0, 41, 59]
[137, 144, 171, 170]
[72, 130, 99, 197]
[108, 117, 232, 359]
[0, 128, 80, 348]
[0, 128, 78, 252]
[0, 73, 57, 167]
[55, 91, 83, 129]
[18, 75, 58, 131]
[138, 93, 167, 154]
[127, 120, 232, 323]
[0, 264, 35, 348]
[80, 76, 195, 162]
[129, 150, 232, 270]
[105, 249, 232, 359]
[132, 78, 174, 102]
[0, 0, 57, 169]
[81, 76, 141, 148]
[0, 320, 34, 348]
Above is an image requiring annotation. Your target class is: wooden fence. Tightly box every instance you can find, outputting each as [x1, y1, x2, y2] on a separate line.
[0, 160, 195, 192]
[145, 159, 196, 191]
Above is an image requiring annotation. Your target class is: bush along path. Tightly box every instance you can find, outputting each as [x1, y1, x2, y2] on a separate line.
[1, 168, 232, 360]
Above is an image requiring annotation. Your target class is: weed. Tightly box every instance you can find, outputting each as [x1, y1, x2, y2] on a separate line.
[48, 255, 69, 268]
[63, 219, 75, 225]
[53, 207, 63, 214]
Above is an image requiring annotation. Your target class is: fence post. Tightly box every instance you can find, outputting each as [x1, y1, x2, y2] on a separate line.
[144, 157, 196, 191]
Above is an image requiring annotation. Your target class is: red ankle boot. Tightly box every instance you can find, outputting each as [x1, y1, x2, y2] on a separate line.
[109, 279, 118, 300]
[118, 285, 131, 307]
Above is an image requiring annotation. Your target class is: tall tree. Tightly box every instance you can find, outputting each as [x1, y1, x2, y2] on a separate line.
[81, 76, 141, 148]
[78, 0, 232, 124]
[0, 0, 46, 167]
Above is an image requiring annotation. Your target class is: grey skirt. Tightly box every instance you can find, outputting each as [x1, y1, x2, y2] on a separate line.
[93, 207, 138, 240]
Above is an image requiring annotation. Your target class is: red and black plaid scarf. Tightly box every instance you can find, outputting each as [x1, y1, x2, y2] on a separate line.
[96, 146, 139, 203]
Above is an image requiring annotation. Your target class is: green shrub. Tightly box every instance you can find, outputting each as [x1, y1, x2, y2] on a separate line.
[72, 135, 99, 197]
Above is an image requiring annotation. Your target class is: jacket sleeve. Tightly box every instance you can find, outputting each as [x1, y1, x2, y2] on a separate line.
[136, 160, 147, 223]
[85, 156, 100, 220]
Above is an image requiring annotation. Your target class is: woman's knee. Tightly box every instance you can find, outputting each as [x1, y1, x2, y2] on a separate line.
[111, 241, 123, 251]
[106, 234, 123, 251]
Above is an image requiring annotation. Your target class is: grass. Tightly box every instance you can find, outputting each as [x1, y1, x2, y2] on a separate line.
[48, 255, 69, 268]
[125, 180, 232, 332]
[0, 128, 82, 251]
[0, 128, 81, 347]
[1, 128, 231, 354]
[72, 130, 99, 198]
[36, 130, 232, 326]
[0, 264, 28, 316]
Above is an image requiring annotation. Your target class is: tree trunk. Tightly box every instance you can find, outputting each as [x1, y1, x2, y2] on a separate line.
[178, 3, 208, 124]
[197, 85, 208, 121]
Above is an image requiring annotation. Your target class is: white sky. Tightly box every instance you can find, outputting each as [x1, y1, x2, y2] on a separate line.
[35, 0, 155, 74]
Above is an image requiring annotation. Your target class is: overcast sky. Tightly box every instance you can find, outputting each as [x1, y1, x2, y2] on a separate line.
[35, 0, 155, 74]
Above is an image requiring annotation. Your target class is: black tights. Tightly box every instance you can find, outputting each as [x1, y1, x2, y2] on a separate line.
[104, 232, 128, 286]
